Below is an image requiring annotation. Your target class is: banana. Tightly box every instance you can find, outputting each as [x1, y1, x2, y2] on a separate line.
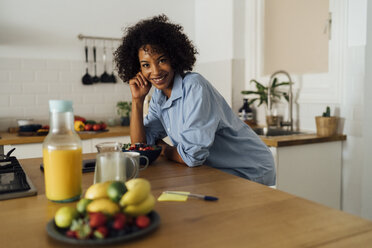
[123, 193, 155, 216]
[86, 198, 120, 215]
[120, 178, 151, 207]
[85, 181, 112, 200]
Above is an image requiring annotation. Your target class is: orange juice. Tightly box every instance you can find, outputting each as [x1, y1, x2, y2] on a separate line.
[43, 148, 82, 202]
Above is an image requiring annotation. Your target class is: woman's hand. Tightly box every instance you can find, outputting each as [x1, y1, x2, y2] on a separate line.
[156, 139, 169, 156]
[156, 140, 186, 165]
[129, 72, 151, 100]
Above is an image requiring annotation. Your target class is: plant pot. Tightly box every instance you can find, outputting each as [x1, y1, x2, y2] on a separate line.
[266, 115, 283, 128]
[120, 116, 130, 126]
[315, 116, 339, 136]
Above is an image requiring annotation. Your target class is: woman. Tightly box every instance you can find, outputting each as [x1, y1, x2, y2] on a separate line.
[114, 15, 275, 186]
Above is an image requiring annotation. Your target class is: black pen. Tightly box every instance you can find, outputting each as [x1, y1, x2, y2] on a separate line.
[164, 191, 218, 201]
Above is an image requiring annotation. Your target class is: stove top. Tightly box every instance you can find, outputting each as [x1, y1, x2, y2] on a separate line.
[0, 156, 37, 200]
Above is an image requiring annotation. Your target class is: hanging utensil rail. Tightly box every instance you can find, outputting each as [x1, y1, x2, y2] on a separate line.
[78, 33, 120, 84]
[77, 34, 121, 42]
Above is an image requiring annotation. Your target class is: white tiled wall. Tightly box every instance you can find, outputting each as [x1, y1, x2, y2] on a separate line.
[0, 57, 132, 131]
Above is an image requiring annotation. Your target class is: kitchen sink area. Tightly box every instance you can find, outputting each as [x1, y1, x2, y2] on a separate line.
[252, 127, 305, 137]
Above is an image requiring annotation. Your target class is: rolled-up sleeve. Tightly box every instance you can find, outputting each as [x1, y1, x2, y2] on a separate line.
[176, 80, 220, 167]
[144, 97, 167, 145]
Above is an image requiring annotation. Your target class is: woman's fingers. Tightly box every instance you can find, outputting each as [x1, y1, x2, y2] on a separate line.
[130, 73, 144, 88]
[129, 77, 140, 87]
[129, 72, 149, 88]
[137, 72, 149, 86]
[129, 77, 144, 89]
[128, 73, 151, 100]
[129, 78, 142, 98]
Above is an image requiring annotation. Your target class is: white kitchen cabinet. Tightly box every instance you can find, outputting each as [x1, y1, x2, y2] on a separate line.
[264, 0, 330, 74]
[270, 141, 342, 209]
[4, 144, 43, 159]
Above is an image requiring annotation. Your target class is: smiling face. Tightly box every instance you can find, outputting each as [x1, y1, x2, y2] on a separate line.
[138, 45, 175, 98]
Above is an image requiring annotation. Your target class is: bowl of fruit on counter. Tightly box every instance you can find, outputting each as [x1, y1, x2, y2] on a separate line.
[122, 143, 162, 165]
[74, 116, 108, 133]
[46, 179, 160, 245]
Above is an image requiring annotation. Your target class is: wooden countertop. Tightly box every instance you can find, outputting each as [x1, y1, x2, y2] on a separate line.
[0, 125, 346, 148]
[1, 154, 372, 247]
[0, 126, 130, 145]
[260, 133, 347, 147]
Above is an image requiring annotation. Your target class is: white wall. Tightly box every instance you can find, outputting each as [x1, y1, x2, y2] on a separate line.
[340, 0, 367, 216]
[0, 0, 195, 60]
[362, 0, 372, 220]
[194, 0, 233, 109]
[0, 0, 195, 131]
[195, 0, 233, 63]
[194, 0, 246, 113]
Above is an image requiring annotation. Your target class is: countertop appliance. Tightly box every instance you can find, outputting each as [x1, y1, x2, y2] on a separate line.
[0, 151, 37, 200]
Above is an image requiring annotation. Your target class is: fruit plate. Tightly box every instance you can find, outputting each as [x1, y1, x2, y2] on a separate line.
[46, 211, 160, 245]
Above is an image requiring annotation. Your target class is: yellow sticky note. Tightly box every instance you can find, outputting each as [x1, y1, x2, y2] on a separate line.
[157, 191, 190, 202]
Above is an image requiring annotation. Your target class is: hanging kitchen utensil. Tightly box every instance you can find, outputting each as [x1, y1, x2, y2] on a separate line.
[100, 43, 110, 83]
[82, 40, 93, 85]
[108, 42, 117, 83]
[92, 43, 100, 83]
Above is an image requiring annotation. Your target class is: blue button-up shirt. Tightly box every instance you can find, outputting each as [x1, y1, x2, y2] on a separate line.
[144, 72, 275, 185]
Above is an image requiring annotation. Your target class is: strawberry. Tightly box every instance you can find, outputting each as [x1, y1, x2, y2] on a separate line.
[89, 212, 107, 228]
[135, 215, 150, 229]
[115, 213, 126, 222]
[66, 230, 77, 238]
[113, 219, 124, 230]
[113, 213, 126, 230]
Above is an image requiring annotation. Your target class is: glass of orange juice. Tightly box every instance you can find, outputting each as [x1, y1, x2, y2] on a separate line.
[43, 147, 82, 202]
[43, 100, 82, 202]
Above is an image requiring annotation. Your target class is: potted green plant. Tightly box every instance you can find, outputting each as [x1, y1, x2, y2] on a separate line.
[241, 78, 290, 127]
[116, 101, 132, 126]
[315, 106, 339, 136]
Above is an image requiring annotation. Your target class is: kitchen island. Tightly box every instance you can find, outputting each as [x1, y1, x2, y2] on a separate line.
[1, 154, 371, 247]
[0, 126, 347, 209]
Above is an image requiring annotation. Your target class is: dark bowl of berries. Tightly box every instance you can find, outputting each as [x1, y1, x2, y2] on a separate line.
[122, 143, 162, 165]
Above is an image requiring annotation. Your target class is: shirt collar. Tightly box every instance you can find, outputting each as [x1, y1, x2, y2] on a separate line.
[156, 73, 183, 109]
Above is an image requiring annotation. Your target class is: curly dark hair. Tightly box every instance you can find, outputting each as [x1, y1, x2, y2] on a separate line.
[114, 14, 198, 82]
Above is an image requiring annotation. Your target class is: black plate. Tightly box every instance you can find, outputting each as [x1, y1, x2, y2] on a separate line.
[77, 129, 109, 134]
[46, 211, 160, 245]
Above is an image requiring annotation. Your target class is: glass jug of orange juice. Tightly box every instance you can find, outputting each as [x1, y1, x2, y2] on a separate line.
[43, 100, 82, 202]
